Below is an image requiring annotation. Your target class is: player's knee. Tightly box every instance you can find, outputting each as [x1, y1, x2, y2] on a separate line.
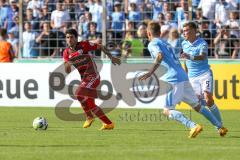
[204, 92, 214, 107]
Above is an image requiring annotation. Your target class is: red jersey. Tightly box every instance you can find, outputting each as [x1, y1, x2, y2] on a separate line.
[63, 41, 100, 78]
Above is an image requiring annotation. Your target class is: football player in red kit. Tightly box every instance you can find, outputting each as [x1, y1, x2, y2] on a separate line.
[63, 29, 121, 130]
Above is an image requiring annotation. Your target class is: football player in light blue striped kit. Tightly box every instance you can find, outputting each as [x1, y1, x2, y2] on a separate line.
[181, 21, 228, 136]
[139, 21, 208, 138]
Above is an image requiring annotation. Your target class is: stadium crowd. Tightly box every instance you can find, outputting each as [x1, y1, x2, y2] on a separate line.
[0, 0, 240, 61]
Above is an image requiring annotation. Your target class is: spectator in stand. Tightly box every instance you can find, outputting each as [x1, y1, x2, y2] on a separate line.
[226, 11, 240, 38]
[8, 15, 19, 38]
[162, 1, 171, 15]
[111, 1, 125, 41]
[198, 0, 216, 20]
[22, 22, 39, 58]
[50, 2, 70, 32]
[139, 2, 151, 20]
[24, 8, 40, 31]
[44, 0, 56, 12]
[213, 25, 239, 59]
[39, 5, 51, 23]
[174, 0, 188, 25]
[0, 28, 15, 62]
[36, 22, 57, 57]
[5, 0, 18, 31]
[63, 0, 76, 21]
[7, 30, 18, 58]
[127, 1, 141, 23]
[27, 0, 44, 18]
[75, 0, 87, 21]
[149, 0, 163, 21]
[136, 22, 150, 57]
[198, 18, 214, 57]
[214, 0, 235, 29]
[165, 11, 178, 30]
[78, 11, 92, 37]
[84, 21, 102, 56]
[89, 0, 103, 32]
[158, 13, 170, 41]
[0, 0, 9, 29]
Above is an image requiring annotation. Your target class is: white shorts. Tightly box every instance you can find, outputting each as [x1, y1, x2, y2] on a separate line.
[189, 70, 213, 98]
[159, 81, 199, 109]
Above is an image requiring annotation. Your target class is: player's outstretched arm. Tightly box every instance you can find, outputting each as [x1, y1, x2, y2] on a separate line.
[139, 53, 162, 81]
[64, 62, 71, 74]
[100, 45, 121, 65]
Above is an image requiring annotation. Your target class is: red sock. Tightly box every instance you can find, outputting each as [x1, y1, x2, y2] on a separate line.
[87, 98, 112, 124]
[77, 96, 94, 119]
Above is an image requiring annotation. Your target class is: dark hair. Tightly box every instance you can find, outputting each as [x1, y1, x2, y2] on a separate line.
[65, 29, 78, 38]
[183, 21, 198, 31]
[0, 28, 7, 37]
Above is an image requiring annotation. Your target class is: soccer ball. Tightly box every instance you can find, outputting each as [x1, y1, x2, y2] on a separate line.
[32, 117, 48, 130]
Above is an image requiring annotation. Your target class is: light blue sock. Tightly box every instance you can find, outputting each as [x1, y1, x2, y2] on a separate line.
[169, 110, 196, 129]
[199, 106, 222, 129]
[209, 104, 222, 125]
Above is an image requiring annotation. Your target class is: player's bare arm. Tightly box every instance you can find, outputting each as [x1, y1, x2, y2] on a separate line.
[139, 53, 162, 81]
[100, 45, 121, 65]
[64, 61, 71, 74]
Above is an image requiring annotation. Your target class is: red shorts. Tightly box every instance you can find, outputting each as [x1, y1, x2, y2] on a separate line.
[75, 74, 100, 100]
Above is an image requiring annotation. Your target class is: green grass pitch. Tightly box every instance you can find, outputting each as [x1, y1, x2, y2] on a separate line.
[0, 107, 240, 160]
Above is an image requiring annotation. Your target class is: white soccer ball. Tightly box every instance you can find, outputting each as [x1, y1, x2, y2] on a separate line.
[32, 117, 48, 130]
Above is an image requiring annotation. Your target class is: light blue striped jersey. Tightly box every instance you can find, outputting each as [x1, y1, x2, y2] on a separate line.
[148, 38, 188, 84]
[182, 37, 210, 78]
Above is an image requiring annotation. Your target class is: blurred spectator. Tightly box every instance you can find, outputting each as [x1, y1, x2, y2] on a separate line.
[214, 0, 235, 28]
[122, 29, 145, 58]
[39, 5, 51, 24]
[198, 0, 217, 20]
[198, 18, 214, 56]
[128, 1, 141, 23]
[174, 0, 188, 25]
[136, 22, 150, 57]
[111, 1, 125, 41]
[5, 0, 18, 31]
[50, 2, 70, 31]
[24, 8, 40, 31]
[75, 0, 88, 21]
[36, 22, 57, 57]
[0, 0, 9, 28]
[89, 0, 103, 32]
[27, 0, 44, 18]
[78, 11, 92, 37]
[158, 13, 170, 41]
[0, 28, 15, 62]
[149, 0, 163, 21]
[8, 15, 19, 38]
[63, 0, 76, 21]
[139, 2, 151, 20]
[84, 21, 102, 56]
[7, 30, 18, 58]
[213, 25, 239, 58]
[22, 22, 39, 58]
[165, 11, 177, 29]
[44, 0, 56, 12]
[167, 28, 183, 58]
[162, 1, 171, 15]
[226, 11, 240, 38]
